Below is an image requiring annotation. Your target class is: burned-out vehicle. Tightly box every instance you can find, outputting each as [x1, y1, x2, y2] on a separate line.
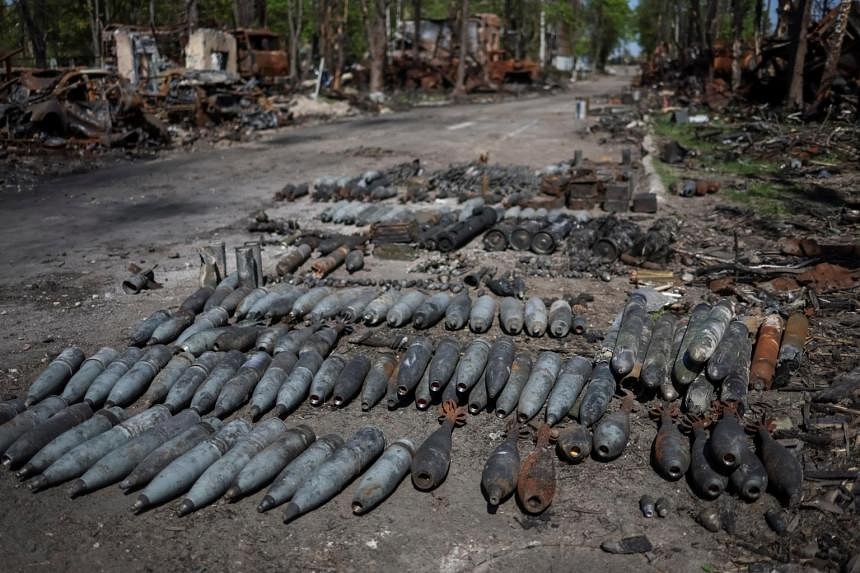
[232, 29, 289, 82]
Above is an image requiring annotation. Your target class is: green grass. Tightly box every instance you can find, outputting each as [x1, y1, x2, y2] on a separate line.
[725, 182, 790, 215]
[653, 160, 680, 190]
[651, 115, 717, 152]
[705, 157, 777, 177]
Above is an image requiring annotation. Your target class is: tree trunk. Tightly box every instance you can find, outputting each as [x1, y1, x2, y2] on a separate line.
[412, 0, 421, 59]
[333, 0, 347, 91]
[235, 0, 255, 28]
[360, 0, 388, 94]
[705, 0, 718, 81]
[452, 0, 468, 95]
[256, 0, 267, 27]
[149, 0, 155, 27]
[87, 0, 101, 67]
[287, 0, 304, 80]
[17, 0, 47, 68]
[753, 0, 763, 59]
[786, 0, 812, 108]
[807, 0, 852, 115]
[690, 0, 704, 47]
[731, 0, 746, 91]
[187, 0, 199, 31]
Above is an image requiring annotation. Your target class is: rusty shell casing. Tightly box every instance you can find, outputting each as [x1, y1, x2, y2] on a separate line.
[516, 425, 556, 514]
[689, 427, 727, 499]
[179, 327, 229, 356]
[592, 409, 630, 460]
[444, 291, 472, 331]
[130, 309, 171, 346]
[683, 371, 715, 416]
[485, 337, 516, 399]
[289, 287, 332, 321]
[25, 347, 85, 407]
[0, 398, 26, 425]
[345, 250, 365, 273]
[548, 299, 573, 338]
[179, 286, 214, 315]
[203, 273, 239, 313]
[397, 337, 434, 396]
[148, 310, 195, 345]
[729, 446, 768, 502]
[556, 422, 592, 463]
[687, 299, 734, 365]
[177, 418, 288, 516]
[87, 347, 143, 407]
[119, 418, 222, 491]
[524, 297, 548, 337]
[495, 351, 532, 418]
[610, 293, 648, 377]
[467, 372, 489, 415]
[756, 428, 803, 501]
[18, 407, 125, 480]
[707, 320, 749, 382]
[69, 409, 201, 497]
[256, 324, 290, 354]
[132, 419, 250, 512]
[28, 405, 171, 492]
[481, 432, 520, 506]
[545, 355, 592, 426]
[652, 415, 691, 480]
[218, 286, 253, 317]
[213, 326, 264, 352]
[311, 245, 350, 278]
[352, 438, 415, 515]
[640, 313, 677, 390]
[140, 352, 194, 408]
[176, 307, 230, 344]
[274, 350, 324, 416]
[276, 244, 312, 276]
[578, 363, 616, 427]
[308, 354, 347, 406]
[750, 314, 784, 391]
[339, 289, 380, 323]
[499, 297, 525, 335]
[332, 355, 372, 407]
[258, 433, 344, 513]
[415, 367, 433, 411]
[105, 345, 173, 407]
[273, 325, 320, 355]
[61, 347, 119, 404]
[164, 352, 223, 413]
[283, 426, 385, 523]
[249, 352, 299, 420]
[2, 403, 93, 469]
[672, 303, 712, 386]
[413, 292, 451, 329]
[387, 290, 427, 327]
[211, 351, 272, 418]
[776, 314, 809, 372]
[363, 290, 399, 325]
[411, 424, 455, 491]
[428, 336, 460, 393]
[707, 413, 747, 470]
[190, 350, 245, 414]
[234, 287, 269, 320]
[454, 338, 491, 394]
[362, 354, 396, 412]
[226, 425, 316, 501]
[516, 351, 563, 423]
[469, 295, 497, 333]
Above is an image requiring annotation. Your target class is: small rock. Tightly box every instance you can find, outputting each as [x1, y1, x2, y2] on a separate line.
[600, 535, 653, 554]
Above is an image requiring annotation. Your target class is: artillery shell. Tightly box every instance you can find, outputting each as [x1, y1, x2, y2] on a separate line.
[276, 244, 312, 276]
[2, 403, 93, 468]
[258, 434, 344, 513]
[18, 407, 125, 480]
[524, 297, 548, 337]
[361, 354, 396, 411]
[729, 446, 768, 501]
[190, 350, 245, 414]
[61, 347, 119, 404]
[454, 338, 491, 394]
[132, 419, 250, 512]
[397, 337, 434, 396]
[105, 345, 173, 407]
[415, 367, 433, 410]
[218, 286, 253, 316]
[545, 356, 592, 426]
[548, 299, 572, 338]
[689, 425, 727, 499]
[299, 325, 343, 357]
[469, 294, 497, 333]
[556, 422, 592, 463]
[176, 307, 230, 344]
[428, 336, 460, 393]
[255, 324, 290, 354]
[249, 352, 298, 420]
[413, 292, 451, 329]
[25, 347, 85, 407]
[517, 351, 562, 423]
[311, 245, 349, 278]
[775, 313, 809, 386]
[687, 299, 734, 364]
[652, 410, 691, 480]
[283, 427, 385, 523]
[481, 430, 520, 505]
[119, 419, 222, 491]
[485, 337, 515, 399]
[339, 289, 380, 323]
[641, 314, 677, 390]
[672, 303, 711, 386]
[499, 297, 525, 335]
[445, 292, 472, 330]
[468, 372, 489, 414]
[273, 325, 320, 355]
[655, 497, 671, 517]
[332, 355, 371, 406]
[307, 289, 354, 323]
[0, 398, 25, 425]
[387, 290, 427, 327]
[578, 363, 616, 427]
[495, 351, 532, 418]
[592, 407, 631, 460]
[610, 293, 648, 377]
[235, 287, 269, 320]
[411, 402, 464, 491]
[179, 327, 229, 356]
[148, 310, 195, 345]
[179, 286, 214, 314]
[203, 273, 238, 312]
[287, 287, 330, 321]
[211, 351, 272, 418]
[755, 427, 803, 502]
[212, 325, 263, 352]
[707, 320, 749, 382]
[640, 495, 656, 517]
[274, 350, 323, 417]
[164, 352, 223, 413]
[708, 412, 747, 470]
[750, 314, 784, 391]
[0, 396, 68, 455]
[352, 438, 415, 515]
[683, 372, 715, 416]
[140, 352, 194, 408]
[260, 287, 306, 322]
[130, 310, 171, 346]
[516, 424, 555, 514]
[345, 250, 364, 273]
[309, 355, 347, 406]
[363, 290, 399, 325]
